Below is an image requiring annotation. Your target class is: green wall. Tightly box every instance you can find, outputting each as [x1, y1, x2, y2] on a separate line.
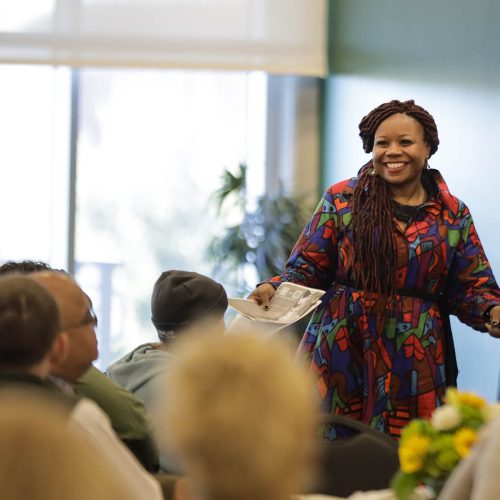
[322, 0, 500, 399]
[328, 0, 500, 84]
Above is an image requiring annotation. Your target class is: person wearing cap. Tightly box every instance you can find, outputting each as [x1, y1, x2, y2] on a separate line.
[106, 269, 228, 472]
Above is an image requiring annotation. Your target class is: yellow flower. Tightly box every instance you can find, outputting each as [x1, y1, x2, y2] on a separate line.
[399, 435, 431, 473]
[456, 392, 486, 410]
[399, 447, 423, 474]
[445, 387, 459, 406]
[453, 427, 477, 458]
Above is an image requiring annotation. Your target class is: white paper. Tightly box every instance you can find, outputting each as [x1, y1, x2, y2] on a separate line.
[228, 282, 325, 327]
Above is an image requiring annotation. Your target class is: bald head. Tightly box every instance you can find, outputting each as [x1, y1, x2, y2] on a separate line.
[31, 272, 87, 331]
[0, 274, 60, 370]
[31, 272, 98, 382]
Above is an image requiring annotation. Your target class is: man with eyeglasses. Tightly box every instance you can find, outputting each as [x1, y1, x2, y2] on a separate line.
[31, 272, 99, 389]
[29, 271, 164, 499]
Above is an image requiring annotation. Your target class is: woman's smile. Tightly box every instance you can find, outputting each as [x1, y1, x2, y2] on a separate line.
[385, 161, 407, 169]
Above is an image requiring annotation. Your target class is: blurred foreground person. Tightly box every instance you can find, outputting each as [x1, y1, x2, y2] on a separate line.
[439, 413, 500, 500]
[0, 392, 135, 500]
[161, 331, 318, 500]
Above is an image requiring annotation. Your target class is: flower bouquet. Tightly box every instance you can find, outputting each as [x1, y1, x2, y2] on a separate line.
[391, 388, 499, 500]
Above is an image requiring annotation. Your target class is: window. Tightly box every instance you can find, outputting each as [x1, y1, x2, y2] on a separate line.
[0, 0, 325, 369]
[0, 65, 266, 368]
[0, 64, 70, 267]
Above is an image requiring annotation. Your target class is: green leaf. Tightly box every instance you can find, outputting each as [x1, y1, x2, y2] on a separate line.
[390, 472, 419, 500]
[212, 163, 247, 214]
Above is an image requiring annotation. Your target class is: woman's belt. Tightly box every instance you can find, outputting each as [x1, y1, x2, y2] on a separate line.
[333, 276, 444, 303]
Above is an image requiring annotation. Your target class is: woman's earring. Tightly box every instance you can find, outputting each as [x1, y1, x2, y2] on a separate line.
[370, 167, 377, 176]
[425, 159, 430, 170]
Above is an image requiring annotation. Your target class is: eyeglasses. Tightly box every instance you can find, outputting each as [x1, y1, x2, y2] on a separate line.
[66, 309, 98, 331]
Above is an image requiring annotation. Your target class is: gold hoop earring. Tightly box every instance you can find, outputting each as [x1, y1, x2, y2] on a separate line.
[370, 167, 377, 176]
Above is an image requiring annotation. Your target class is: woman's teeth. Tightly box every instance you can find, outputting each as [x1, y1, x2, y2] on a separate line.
[386, 162, 406, 169]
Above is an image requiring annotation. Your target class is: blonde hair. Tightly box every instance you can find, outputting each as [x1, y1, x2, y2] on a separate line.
[162, 330, 318, 500]
[0, 390, 135, 500]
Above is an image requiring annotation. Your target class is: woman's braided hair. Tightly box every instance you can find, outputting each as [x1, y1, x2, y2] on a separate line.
[351, 100, 439, 298]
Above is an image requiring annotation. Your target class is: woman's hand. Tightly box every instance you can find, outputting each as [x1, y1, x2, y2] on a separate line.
[247, 283, 277, 310]
[485, 305, 500, 338]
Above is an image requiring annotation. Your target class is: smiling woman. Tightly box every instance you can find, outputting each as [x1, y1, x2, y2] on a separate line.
[249, 99, 500, 440]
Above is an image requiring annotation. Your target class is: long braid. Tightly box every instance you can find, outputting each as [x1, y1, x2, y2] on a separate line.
[351, 163, 396, 297]
[352, 100, 440, 299]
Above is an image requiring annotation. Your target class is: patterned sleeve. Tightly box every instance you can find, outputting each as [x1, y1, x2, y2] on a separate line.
[446, 205, 500, 331]
[269, 184, 346, 290]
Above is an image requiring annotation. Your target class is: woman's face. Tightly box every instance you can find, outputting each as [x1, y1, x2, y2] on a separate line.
[372, 113, 431, 189]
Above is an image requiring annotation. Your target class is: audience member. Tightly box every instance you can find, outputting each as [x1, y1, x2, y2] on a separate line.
[160, 330, 318, 500]
[30, 272, 98, 384]
[0, 274, 64, 384]
[0, 260, 158, 472]
[0, 391, 136, 500]
[107, 269, 228, 472]
[0, 260, 52, 274]
[0, 272, 162, 500]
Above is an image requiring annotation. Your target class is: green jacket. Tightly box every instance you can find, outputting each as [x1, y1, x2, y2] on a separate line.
[74, 365, 159, 472]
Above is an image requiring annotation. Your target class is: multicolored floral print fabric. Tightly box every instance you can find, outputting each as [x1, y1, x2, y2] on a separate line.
[270, 169, 500, 438]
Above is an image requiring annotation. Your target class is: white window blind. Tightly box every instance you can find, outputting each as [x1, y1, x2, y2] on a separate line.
[0, 0, 327, 76]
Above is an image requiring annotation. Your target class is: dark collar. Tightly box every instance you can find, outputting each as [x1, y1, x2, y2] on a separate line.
[0, 371, 49, 386]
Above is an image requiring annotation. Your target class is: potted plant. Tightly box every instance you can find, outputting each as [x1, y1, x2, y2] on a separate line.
[208, 163, 310, 296]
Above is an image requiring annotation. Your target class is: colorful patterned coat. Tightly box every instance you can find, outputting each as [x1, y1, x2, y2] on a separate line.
[271, 169, 500, 438]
